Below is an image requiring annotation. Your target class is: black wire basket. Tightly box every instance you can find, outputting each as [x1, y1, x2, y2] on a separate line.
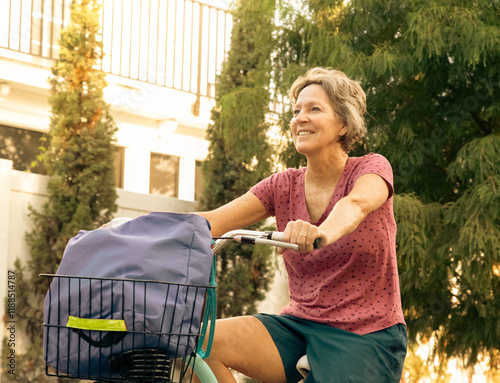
[42, 274, 214, 382]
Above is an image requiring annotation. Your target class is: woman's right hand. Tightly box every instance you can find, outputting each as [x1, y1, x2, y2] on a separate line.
[280, 220, 327, 254]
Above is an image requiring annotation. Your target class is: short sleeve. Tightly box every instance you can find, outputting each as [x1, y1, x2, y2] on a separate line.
[250, 174, 277, 216]
[350, 153, 394, 198]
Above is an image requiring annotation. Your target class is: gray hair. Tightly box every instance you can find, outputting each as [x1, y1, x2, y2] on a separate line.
[289, 67, 367, 152]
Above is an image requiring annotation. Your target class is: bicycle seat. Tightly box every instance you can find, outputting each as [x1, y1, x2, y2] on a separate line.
[296, 354, 310, 379]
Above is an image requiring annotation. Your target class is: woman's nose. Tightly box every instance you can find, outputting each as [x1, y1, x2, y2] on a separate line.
[294, 110, 308, 122]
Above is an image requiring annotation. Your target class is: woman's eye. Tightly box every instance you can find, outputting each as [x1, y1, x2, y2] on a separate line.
[293, 109, 300, 115]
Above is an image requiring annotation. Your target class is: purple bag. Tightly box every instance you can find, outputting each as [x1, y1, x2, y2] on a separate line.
[43, 212, 213, 380]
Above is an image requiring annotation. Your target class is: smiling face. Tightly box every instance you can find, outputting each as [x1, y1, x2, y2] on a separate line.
[291, 84, 347, 158]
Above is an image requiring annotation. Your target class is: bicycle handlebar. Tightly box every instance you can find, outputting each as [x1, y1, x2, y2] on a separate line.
[267, 231, 322, 250]
[212, 230, 322, 254]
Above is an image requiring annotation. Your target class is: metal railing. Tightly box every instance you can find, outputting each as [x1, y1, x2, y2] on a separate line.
[0, 0, 232, 107]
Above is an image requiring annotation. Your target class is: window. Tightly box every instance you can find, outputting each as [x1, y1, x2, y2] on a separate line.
[0, 125, 47, 174]
[114, 146, 125, 189]
[0, 125, 127, 186]
[195, 160, 204, 201]
[149, 153, 180, 198]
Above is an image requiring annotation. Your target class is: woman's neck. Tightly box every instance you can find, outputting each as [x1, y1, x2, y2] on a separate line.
[303, 152, 348, 222]
[305, 151, 348, 186]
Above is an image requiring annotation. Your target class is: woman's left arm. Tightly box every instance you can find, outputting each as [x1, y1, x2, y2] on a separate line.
[282, 173, 390, 253]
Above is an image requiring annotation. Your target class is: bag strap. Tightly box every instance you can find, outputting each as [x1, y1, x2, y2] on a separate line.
[72, 328, 127, 348]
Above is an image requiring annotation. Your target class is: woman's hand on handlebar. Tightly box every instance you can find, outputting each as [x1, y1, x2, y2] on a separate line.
[279, 220, 328, 254]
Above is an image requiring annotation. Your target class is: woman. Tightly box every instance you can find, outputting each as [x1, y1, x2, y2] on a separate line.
[196, 67, 407, 382]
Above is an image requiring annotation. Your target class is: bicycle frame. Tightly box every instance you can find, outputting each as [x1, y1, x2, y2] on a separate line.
[190, 229, 299, 383]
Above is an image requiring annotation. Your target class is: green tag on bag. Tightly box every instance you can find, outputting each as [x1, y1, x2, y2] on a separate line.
[66, 316, 128, 332]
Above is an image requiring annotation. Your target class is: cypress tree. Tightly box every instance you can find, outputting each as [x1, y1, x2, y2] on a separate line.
[4, 0, 118, 380]
[199, 0, 276, 317]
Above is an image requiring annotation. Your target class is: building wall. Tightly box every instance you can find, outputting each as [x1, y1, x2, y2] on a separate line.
[0, 55, 212, 202]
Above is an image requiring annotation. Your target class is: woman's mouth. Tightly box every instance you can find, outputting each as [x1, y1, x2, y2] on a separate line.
[298, 131, 313, 136]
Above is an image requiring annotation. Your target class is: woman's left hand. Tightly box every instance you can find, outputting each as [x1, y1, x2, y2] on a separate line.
[280, 220, 328, 253]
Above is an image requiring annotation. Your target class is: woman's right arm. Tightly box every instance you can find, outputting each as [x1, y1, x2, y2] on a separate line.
[195, 191, 271, 237]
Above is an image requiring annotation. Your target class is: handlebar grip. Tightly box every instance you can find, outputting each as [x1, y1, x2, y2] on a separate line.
[313, 238, 322, 249]
[267, 231, 284, 241]
[267, 231, 322, 249]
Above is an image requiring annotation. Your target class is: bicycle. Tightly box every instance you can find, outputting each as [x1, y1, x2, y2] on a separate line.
[42, 228, 313, 383]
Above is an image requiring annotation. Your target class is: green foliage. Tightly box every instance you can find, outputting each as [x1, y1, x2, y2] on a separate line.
[4, 0, 118, 380]
[199, 0, 276, 317]
[438, 134, 500, 365]
[273, 0, 500, 372]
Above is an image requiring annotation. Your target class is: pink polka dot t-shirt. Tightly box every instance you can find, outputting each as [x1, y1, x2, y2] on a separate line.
[250, 153, 406, 335]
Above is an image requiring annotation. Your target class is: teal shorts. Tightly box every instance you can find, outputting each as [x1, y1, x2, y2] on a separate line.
[254, 314, 407, 383]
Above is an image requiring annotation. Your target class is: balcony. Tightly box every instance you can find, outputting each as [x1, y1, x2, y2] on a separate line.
[0, 0, 233, 202]
[0, 0, 232, 111]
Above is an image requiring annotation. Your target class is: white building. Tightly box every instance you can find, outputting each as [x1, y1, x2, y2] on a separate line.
[0, 0, 233, 357]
